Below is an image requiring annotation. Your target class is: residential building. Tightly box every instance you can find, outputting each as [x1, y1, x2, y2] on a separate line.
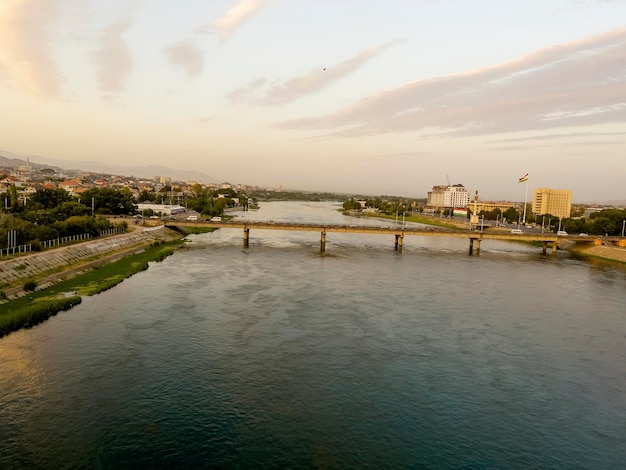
[532, 188, 572, 219]
[427, 184, 471, 210]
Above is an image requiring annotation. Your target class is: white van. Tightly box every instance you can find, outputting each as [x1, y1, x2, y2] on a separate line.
[210, 216, 222, 222]
[557, 230, 568, 236]
[186, 215, 198, 221]
[511, 228, 523, 234]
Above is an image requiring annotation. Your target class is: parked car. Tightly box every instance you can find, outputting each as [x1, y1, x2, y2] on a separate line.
[557, 230, 568, 236]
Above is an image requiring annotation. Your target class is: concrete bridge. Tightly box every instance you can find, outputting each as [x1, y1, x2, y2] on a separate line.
[163, 220, 591, 255]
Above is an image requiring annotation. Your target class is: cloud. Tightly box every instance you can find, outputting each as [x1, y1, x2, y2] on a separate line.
[213, 0, 272, 41]
[93, 20, 133, 93]
[164, 40, 204, 79]
[228, 40, 402, 105]
[227, 77, 268, 104]
[274, 28, 626, 138]
[0, 0, 65, 97]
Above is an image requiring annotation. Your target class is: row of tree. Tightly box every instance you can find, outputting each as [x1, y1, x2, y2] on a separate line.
[1, 185, 257, 251]
[1, 186, 136, 251]
[476, 207, 626, 235]
[344, 197, 626, 236]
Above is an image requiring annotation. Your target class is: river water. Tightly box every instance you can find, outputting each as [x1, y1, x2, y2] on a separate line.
[1, 201, 625, 469]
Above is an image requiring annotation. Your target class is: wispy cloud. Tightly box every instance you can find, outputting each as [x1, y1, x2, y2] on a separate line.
[275, 28, 626, 138]
[0, 0, 65, 97]
[213, 0, 272, 41]
[164, 40, 204, 79]
[228, 40, 402, 105]
[93, 20, 133, 93]
[227, 78, 268, 104]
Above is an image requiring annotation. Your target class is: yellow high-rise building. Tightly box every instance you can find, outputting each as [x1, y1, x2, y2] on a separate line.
[532, 188, 572, 219]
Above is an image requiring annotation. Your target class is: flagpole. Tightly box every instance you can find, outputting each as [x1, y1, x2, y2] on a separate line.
[522, 179, 528, 225]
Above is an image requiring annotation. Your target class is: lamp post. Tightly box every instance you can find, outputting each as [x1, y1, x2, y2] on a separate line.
[622, 220, 625, 237]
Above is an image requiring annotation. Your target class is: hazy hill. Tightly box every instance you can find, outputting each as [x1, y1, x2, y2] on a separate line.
[0, 150, 219, 183]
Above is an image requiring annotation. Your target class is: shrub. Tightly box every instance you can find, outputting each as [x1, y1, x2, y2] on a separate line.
[24, 279, 37, 292]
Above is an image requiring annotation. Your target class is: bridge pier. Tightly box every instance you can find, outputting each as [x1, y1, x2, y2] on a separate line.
[542, 241, 547, 254]
[243, 228, 249, 248]
[552, 241, 557, 255]
[395, 234, 404, 253]
[469, 238, 481, 255]
[320, 231, 326, 253]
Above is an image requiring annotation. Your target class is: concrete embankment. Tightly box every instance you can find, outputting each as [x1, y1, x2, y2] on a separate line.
[0, 224, 183, 301]
[568, 244, 626, 264]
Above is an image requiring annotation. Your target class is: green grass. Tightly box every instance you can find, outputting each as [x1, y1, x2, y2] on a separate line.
[359, 212, 464, 230]
[0, 296, 82, 337]
[0, 239, 184, 338]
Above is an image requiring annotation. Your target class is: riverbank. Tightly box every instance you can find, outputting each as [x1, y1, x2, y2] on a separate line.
[0, 224, 183, 301]
[0, 238, 184, 338]
[568, 243, 626, 265]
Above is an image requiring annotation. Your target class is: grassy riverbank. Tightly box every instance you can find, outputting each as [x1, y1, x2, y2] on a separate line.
[356, 212, 465, 230]
[0, 239, 184, 338]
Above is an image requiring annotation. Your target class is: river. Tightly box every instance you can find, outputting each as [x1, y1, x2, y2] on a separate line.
[1, 201, 625, 468]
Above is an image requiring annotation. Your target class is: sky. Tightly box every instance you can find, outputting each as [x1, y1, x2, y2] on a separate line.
[1, 0, 625, 203]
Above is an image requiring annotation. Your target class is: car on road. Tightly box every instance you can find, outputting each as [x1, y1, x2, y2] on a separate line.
[557, 230, 568, 236]
[511, 228, 523, 234]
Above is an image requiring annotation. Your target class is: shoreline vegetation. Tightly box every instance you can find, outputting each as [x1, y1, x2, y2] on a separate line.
[0, 239, 184, 338]
[347, 211, 465, 230]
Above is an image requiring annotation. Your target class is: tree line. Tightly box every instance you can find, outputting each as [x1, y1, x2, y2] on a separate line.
[1, 186, 133, 251]
[344, 197, 626, 236]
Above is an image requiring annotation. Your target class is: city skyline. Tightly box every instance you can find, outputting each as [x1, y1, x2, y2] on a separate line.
[1, 1, 625, 202]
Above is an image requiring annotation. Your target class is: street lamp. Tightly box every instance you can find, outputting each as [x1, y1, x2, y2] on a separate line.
[622, 220, 625, 237]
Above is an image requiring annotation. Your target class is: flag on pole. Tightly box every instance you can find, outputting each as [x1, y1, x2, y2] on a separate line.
[518, 173, 529, 183]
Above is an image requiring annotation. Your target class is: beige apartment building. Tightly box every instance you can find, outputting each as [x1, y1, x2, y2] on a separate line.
[532, 188, 572, 219]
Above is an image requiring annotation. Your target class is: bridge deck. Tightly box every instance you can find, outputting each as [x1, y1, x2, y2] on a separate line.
[166, 220, 564, 243]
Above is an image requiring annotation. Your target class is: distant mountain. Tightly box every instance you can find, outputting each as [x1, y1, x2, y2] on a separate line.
[0, 150, 220, 183]
[586, 200, 626, 207]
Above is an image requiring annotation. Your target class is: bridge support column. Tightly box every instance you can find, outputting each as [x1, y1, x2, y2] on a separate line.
[395, 234, 404, 253]
[542, 241, 547, 254]
[552, 241, 557, 255]
[469, 238, 474, 255]
[243, 228, 249, 248]
[320, 231, 326, 253]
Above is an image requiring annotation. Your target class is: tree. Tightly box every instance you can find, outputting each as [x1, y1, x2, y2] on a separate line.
[137, 189, 157, 203]
[29, 188, 73, 209]
[81, 188, 136, 215]
[343, 198, 361, 210]
[503, 207, 519, 223]
[9, 183, 20, 212]
[51, 201, 91, 220]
